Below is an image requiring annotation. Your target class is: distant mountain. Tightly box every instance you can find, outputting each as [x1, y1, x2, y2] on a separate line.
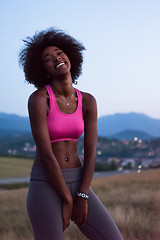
[0, 112, 160, 139]
[109, 129, 152, 141]
[0, 113, 30, 136]
[98, 112, 160, 137]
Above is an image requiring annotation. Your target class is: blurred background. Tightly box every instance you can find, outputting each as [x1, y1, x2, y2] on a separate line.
[0, 0, 160, 170]
[0, 0, 160, 118]
[0, 1, 160, 240]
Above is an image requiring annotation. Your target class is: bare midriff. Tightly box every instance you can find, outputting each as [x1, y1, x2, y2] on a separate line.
[33, 140, 82, 169]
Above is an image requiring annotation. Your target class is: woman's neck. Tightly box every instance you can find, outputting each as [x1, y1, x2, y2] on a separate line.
[50, 74, 74, 97]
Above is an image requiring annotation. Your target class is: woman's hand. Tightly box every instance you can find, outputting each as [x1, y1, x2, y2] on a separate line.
[71, 197, 88, 226]
[63, 198, 73, 231]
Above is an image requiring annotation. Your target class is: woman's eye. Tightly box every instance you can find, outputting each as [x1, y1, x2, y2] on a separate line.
[45, 58, 52, 63]
[58, 51, 63, 55]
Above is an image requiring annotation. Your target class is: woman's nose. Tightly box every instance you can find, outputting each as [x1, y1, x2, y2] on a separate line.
[56, 55, 61, 61]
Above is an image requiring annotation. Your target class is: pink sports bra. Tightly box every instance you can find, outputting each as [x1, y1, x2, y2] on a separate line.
[45, 84, 84, 143]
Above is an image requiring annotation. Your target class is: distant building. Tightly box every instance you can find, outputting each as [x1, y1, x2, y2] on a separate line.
[141, 159, 152, 168]
[121, 158, 136, 169]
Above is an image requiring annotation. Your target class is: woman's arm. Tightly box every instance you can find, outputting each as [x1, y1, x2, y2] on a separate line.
[79, 92, 98, 193]
[71, 92, 97, 225]
[28, 89, 73, 231]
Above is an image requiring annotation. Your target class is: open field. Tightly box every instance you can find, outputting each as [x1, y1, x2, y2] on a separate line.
[0, 156, 33, 179]
[0, 168, 159, 240]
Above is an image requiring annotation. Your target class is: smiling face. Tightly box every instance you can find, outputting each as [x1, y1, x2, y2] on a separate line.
[41, 46, 71, 78]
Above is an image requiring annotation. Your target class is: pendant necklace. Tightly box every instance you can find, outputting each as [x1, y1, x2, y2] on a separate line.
[52, 87, 73, 106]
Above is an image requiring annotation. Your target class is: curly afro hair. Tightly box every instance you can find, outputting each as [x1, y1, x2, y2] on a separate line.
[19, 27, 85, 88]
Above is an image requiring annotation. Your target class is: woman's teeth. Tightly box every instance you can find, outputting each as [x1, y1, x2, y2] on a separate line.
[56, 62, 65, 69]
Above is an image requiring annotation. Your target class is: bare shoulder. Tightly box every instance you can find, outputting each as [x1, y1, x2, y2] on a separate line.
[81, 91, 97, 117]
[81, 91, 97, 105]
[28, 87, 48, 107]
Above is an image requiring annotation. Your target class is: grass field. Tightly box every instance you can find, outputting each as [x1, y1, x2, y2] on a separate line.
[0, 166, 159, 240]
[0, 156, 33, 179]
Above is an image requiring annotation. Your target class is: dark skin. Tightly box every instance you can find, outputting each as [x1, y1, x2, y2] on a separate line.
[28, 46, 97, 231]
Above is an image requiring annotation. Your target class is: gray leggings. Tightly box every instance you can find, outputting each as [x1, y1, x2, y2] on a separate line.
[27, 167, 124, 240]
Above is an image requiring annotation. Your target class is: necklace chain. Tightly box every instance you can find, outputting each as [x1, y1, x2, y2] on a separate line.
[52, 87, 73, 106]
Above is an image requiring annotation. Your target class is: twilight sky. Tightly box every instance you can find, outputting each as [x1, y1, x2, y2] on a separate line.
[0, 0, 160, 119]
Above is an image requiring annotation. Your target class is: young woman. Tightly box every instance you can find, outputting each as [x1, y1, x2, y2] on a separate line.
[19, 28, 124, 240]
